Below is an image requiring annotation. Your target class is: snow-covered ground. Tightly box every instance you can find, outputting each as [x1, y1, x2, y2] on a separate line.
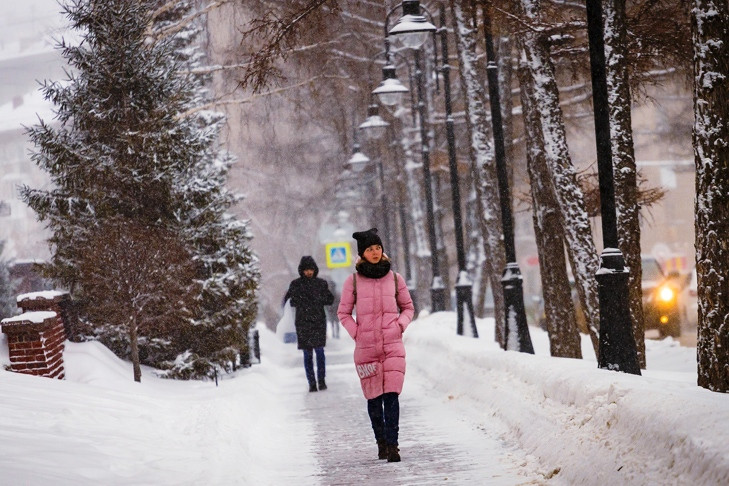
[1, 313, 727, 485]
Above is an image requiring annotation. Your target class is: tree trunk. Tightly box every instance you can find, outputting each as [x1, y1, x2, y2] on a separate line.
[433, 174, 452, 303]
[465, 183, 487, 316]
[515, 0, 601, 355]
[604, 0, 646, 369]
[129, 318, 142, 383]
[450, 0, 507, 346]
[492, 16, 516, 334]
[518, 62, 582, 359]
[690, 0, 729, 392]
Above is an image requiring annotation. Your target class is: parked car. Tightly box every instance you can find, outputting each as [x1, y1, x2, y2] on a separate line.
[641, 256, 685, 338]
[536, 256, 686, 338]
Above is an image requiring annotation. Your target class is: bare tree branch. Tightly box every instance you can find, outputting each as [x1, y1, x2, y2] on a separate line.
[149, 0, 234, 40]
[239, 0, 340, 92]
[177, 74, 348, 118]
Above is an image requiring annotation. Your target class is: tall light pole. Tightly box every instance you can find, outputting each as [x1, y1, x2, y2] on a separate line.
[384, 5, 447, 312]
[344, 121, 376, 221]
[482, 5, 533, 352]
[585, 0, 641, 374]
[359, 101, 392, 253]
[371, 53, 418, 308]
[389, 0, 478, 336]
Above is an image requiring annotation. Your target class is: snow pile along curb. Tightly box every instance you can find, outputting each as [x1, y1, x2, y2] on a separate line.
[405, 313, 729, 485]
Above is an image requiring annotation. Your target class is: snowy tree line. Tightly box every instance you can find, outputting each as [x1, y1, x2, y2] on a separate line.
[228, 0, 727, 391]
[19, 0, 725, 390]
[22, 0, 260, 382]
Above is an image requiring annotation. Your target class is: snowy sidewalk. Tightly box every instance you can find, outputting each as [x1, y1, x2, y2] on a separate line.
[3, 314, 724, 485]
[290, 334, 541, 485]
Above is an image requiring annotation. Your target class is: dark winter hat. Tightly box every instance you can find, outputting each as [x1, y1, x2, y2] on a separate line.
[352, 228, 383, 257]
[298, 256, 319, 277]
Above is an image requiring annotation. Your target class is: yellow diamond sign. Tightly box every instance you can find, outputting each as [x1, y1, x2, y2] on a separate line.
[325, 242, 351, 269]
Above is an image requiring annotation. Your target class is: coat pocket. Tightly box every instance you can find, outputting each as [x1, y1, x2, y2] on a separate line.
[356, 361, 384, 398]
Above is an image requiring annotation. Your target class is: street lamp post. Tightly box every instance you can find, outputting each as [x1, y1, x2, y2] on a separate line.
[389, 0, 477, 335]
[370, 55, 418, 307]
[344, 124, 375, 217]
[585, 0, 641, 374]
[383, 6, 447, 312]
[482, 6, 533, 352]
[359, 102, 393, 253]
[434, 4, 478, 337]
[411, 48, 447, 311]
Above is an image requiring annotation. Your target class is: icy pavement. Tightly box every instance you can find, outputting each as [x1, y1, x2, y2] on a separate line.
[291, 335, 544, 485]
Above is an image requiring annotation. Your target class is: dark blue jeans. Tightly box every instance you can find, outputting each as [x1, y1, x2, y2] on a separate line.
[367, 392, 399, 445]
[302, 347, 325, 384]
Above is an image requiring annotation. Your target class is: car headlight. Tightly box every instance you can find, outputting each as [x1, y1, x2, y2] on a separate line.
[658, 285, 675, 303]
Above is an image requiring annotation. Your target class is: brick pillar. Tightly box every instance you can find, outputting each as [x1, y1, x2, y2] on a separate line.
[1, 311, 66, 379]
[17, 291, 77, 341]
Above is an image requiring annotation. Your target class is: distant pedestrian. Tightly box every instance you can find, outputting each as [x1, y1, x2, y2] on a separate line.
[284, 256, 334, 392]
[337, 228, 414, 462]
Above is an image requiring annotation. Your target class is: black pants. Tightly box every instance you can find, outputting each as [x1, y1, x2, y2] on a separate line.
[367, 392, 399, 445]
[302, 347, 325, 385]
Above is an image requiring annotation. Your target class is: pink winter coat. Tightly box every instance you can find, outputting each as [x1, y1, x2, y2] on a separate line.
[337, 270, 415, 399]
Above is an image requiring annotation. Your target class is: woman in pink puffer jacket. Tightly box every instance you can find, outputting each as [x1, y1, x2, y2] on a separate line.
[337, 228, 414, 463]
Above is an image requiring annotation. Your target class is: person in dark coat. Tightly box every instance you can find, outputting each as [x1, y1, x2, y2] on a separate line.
[284, 256, 334, 392]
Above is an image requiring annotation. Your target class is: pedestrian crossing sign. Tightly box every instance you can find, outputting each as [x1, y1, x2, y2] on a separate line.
[325, 242, 352, 269]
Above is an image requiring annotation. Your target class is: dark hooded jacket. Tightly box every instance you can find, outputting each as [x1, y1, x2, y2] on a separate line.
[284, 256, 334, 349]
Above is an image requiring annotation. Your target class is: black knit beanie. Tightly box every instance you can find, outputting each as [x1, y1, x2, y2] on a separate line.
[352, 228, 383, 257]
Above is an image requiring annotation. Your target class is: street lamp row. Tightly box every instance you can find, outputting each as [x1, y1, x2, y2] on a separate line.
[356, 0, 640, 373]
[386, 0, 479, 336]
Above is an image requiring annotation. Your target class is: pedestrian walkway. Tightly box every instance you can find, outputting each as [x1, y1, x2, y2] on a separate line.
[294, 336, 543, 485]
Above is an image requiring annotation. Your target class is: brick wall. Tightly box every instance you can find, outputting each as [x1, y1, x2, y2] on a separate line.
[1, 311, 66, 379]
[17, 290, 78, 340]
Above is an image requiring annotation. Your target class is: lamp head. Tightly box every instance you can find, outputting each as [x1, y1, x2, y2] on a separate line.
[358, 103, 390, 139]
[346, 143, 370, 173]
[388, 1, 436, 49]
[373, 65, 408, 106]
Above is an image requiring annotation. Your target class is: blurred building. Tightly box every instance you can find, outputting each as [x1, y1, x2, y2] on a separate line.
[0, 1, 64, 264]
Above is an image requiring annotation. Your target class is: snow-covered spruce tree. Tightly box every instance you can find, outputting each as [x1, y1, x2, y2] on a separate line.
[22, 0, 258, 379]
[22, 0, 199, 374]
[690, 0, 729, 392]
[167, 131, 260, 378]
[136, 1, 260, 377]
[152, 1, 260, 378]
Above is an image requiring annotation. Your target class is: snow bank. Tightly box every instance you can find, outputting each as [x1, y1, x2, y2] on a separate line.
[0, 324, 318, 485]
[405, 313, 729, 485]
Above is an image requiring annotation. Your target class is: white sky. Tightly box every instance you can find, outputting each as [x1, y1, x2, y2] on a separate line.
[1, 312, 726, 485]
[0, 0, 64, 40]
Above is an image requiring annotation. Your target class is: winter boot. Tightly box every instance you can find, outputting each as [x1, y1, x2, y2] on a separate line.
[318, 379, 327, 391]
[308, 382, 318, 392]
[387, 444, 401, 463]
[377, 440, 388, 460]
